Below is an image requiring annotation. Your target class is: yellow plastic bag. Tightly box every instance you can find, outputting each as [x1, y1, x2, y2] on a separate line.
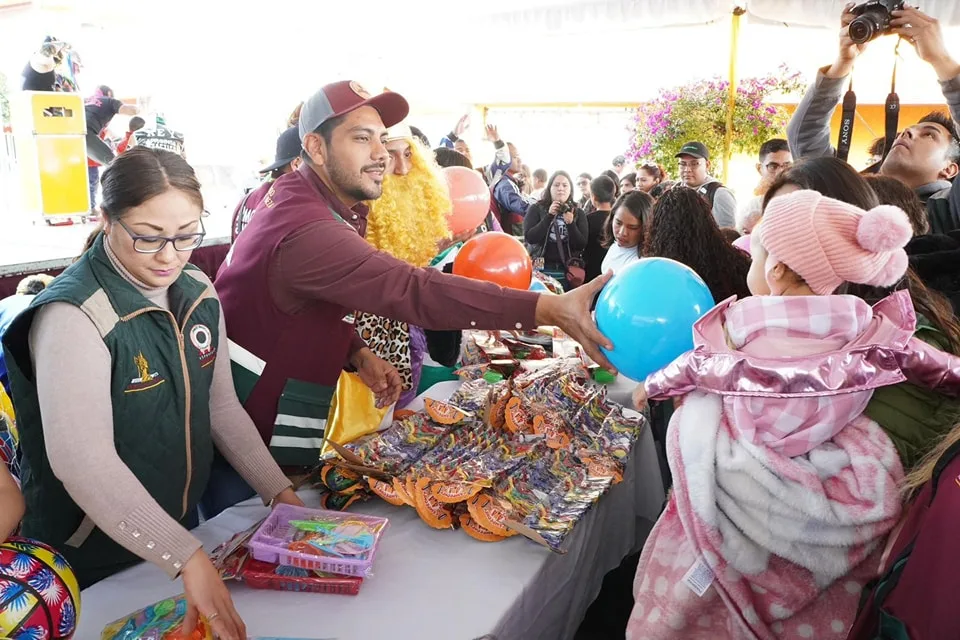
[322, 372, 392, 457]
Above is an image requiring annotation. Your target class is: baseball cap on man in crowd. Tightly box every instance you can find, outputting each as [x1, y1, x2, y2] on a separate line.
[298, 81, 409, 141]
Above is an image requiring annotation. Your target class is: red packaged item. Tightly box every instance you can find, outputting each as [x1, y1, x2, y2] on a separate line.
[240, 558, 363, 595]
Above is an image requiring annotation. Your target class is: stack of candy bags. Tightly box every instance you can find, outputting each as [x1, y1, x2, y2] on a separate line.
[328, 359, 646, 550]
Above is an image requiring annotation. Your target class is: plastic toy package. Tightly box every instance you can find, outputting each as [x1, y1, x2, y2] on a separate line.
[100, 595, 333, 639]
[248, 504, 389, 578]
[240, 558, 363, 596]
[100, 596, 211, 640]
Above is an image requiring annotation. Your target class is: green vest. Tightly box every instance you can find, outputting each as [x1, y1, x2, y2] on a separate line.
[2, 235, 219, 587]
[865, 318, 960, 471]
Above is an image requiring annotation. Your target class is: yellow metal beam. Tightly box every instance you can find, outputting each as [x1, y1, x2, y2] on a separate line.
[724, 6, 746, 184]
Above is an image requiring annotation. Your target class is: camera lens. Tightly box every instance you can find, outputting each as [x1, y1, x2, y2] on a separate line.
[848, 15, 876, 44]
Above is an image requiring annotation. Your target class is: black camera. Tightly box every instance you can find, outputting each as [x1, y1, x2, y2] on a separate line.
[849, 0, 905, 44]
[556, 202, 573, 215]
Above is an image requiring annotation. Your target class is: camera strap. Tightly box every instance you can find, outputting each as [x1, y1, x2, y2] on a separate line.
[880, 38, 904, 164]
[837, 80, 857, 162]
[835, 39, 902, 164]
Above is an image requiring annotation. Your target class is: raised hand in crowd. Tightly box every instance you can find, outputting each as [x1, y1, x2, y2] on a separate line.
[890, 6, 960, 80]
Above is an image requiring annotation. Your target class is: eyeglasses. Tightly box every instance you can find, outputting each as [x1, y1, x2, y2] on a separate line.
[764, 161, 793, 173]
[117, 218, 206, 254]
[678, 160, 703, 169]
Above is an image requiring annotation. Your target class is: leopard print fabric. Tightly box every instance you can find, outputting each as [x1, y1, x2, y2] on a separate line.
[354, 312, 413, 391]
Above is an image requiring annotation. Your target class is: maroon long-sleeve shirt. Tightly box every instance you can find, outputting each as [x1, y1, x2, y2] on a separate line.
[216, 163, 539, 446]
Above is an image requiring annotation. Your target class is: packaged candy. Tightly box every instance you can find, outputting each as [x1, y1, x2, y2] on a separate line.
[504, 397, 533, 434]
[467, 492, 517, 538]
[474, 332, 512, 360]
[209, 518, 264, 579]
[320, 490, 368, 512]
[448, 378, 491, 414]
[367, 477, 405, 506]
[319, 464, 364, 494]
[459, 512, 508, 543]
[413, 477, 456, 529]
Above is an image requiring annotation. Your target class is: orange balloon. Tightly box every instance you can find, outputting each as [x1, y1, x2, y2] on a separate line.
[444, 166, 491, 234]
[453, 232, 533, 290]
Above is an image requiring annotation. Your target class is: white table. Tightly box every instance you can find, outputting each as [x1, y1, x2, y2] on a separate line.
[80, 377, 664, 640]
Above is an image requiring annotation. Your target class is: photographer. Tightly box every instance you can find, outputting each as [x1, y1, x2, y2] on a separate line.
[524, 170, 588, 290]
[787, 4, 960, 232]
[21, 36, 68, 92]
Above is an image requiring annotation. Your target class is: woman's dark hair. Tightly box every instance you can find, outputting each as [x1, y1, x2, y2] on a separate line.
[864, 174, 930, 236]
[649, 180, 676, 200]
[537, 171, 577, 208]
[434, 147, 473, 169]
[621, 172, 637, 188]
[762, 156, 960, 354]
[718, 227, 741, 243]
[601, 169, 621, 199]
[639, 162, 668, 184]
[762, 156, 879, 212]
[99, 147, 203, 222]
[645, 186, 751, 302]
[603, 191, 654, 251]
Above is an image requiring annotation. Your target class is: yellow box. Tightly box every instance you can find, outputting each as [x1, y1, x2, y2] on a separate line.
[12, 92, 90, 220]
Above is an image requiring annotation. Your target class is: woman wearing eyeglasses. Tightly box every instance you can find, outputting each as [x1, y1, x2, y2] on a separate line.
[2, 148, 299, 640]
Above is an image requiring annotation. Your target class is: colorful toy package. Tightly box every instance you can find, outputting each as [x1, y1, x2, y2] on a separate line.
[100, 596, 211, 640]
[248, 504, 389, 578]
[101, 595, 334, 639]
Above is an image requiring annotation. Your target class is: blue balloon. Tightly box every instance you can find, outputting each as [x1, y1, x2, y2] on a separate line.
[595, 258, 715, 381]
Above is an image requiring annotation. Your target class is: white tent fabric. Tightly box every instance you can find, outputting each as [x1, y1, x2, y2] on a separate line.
[748, 0, 960, 28]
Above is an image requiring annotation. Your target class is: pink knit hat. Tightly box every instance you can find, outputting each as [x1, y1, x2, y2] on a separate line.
[757, 190, 912, 295]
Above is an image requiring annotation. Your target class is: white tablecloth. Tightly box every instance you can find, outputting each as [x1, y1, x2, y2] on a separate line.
[79, 377, 664, 640]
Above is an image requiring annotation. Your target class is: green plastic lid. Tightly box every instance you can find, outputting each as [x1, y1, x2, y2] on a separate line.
[483, 371, 505, 383]
[592, 369, 616, 384]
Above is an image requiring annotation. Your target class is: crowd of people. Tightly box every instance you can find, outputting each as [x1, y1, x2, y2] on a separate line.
[1, 3, 959, 639]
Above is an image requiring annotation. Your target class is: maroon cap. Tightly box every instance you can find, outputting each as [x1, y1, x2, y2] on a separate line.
[298, 81, 410, 141]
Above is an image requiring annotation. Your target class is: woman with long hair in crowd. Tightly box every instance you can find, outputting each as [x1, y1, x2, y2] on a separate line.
[600, 190, 654, 275]
[524, 170, 589, 289]
[644, 186, 751, 302]
[763, 156, 960, 471]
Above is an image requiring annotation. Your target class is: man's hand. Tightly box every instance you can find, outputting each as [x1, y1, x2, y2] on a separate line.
[534, 272, 617, 373]
[484, 124, 501, 143]
[351, 348, 402, 409]
[454, 114, 470, 137]
[826, 2, 868, 78]
[891, 7, 960, 81]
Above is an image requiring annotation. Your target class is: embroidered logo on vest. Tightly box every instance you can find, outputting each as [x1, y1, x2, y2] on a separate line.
[190, 324, 217, 368]
[124, 352, 166, 393]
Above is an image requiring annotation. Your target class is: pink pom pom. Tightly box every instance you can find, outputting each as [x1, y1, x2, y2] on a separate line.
[856, 205, 912, 252]
[867, 251, 908, 288]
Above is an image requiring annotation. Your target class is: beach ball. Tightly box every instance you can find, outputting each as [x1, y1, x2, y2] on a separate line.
[0, 538, 80, 639]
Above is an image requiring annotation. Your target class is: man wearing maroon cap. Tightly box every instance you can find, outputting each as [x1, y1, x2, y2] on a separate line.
[216, 81, 614, 469]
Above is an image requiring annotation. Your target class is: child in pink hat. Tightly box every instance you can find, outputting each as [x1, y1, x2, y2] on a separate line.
[627, 190, 960, 640]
